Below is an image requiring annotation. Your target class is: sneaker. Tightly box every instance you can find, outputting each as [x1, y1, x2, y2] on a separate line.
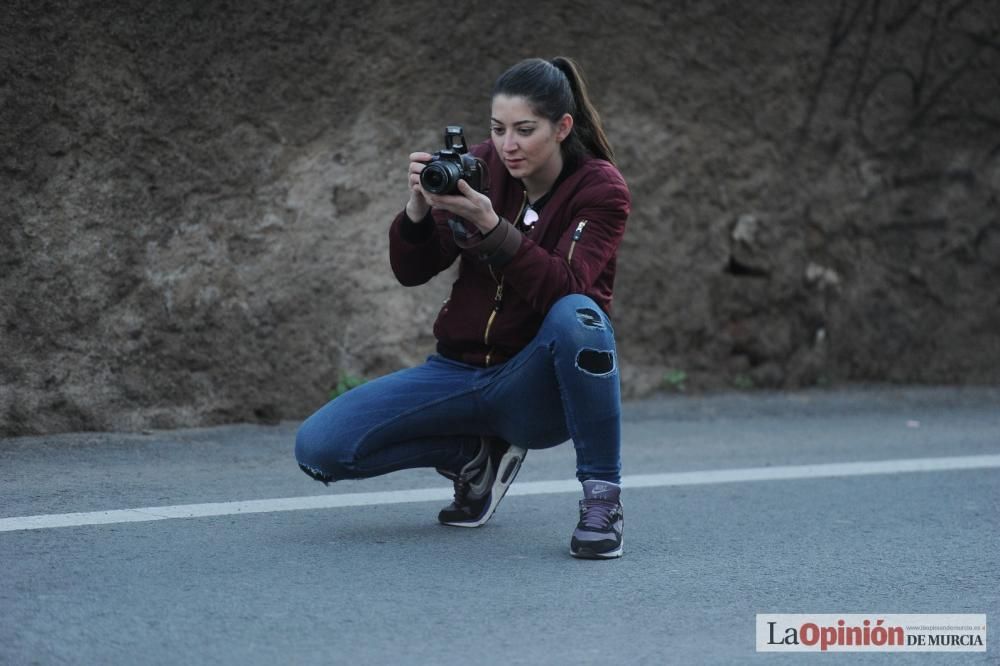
[437, 437, 527, 528]
[570, 479, 624, 559]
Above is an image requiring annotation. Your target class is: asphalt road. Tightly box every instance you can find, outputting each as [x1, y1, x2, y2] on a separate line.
[2, 386, 998, 665]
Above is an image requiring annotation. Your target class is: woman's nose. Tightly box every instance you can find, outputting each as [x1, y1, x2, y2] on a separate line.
[503, 134, 518, 153]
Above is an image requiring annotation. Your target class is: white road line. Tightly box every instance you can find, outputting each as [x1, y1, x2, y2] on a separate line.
[2, 453, 999, 533]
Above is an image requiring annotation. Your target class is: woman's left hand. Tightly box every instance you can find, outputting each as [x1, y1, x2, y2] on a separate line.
[424, 179, 500, 235]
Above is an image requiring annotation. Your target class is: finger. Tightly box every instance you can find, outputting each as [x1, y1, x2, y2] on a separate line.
[425, 194, 460, 213]
[456, 179, 487, 204]
[429, 193, 463, 207]
[409, 152, 432, 162]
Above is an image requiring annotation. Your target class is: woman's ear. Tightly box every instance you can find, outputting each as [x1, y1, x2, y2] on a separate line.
[556, 113, 574, 143]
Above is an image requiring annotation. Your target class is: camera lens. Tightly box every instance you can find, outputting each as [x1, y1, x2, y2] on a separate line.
[420, 160, 462, 194]
[421, 167, 446, 191]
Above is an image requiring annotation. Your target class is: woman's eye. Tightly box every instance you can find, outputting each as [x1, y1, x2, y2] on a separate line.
[518, 128, 534, 136]
[491, 127, 504, 135]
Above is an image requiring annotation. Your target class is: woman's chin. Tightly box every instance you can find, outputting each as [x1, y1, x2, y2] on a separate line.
[505, 163, 527, 178]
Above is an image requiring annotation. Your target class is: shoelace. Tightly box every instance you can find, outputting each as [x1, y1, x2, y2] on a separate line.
[579, 499, 619, 530]
[448, 462, 487, 505]
[451, 477, 472, 505]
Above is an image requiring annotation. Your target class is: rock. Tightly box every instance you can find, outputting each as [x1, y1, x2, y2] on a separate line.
[728, 213, 773, 276]
[805, 262, 841, 289]
[731, 214, 760, 244]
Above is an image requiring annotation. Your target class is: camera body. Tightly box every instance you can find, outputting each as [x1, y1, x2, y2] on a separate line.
[420, 126, 488, 195]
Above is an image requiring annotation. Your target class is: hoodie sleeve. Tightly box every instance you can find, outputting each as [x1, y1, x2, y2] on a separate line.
[388, 208, 461, 287]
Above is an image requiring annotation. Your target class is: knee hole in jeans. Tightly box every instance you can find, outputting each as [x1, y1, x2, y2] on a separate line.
[574, 308, 606, 330]
[576, 349, 615, 375]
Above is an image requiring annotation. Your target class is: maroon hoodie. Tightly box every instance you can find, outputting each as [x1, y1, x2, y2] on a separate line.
[388, 140, 630, 367]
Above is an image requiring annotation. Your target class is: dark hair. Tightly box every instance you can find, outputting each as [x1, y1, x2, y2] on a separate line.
[491, 57, 615, 166]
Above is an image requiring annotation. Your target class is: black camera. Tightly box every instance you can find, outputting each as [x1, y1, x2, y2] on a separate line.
[420, 126, 488, 195]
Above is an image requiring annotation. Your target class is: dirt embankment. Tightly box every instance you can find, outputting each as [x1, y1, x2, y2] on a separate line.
[2, 1, 998, 436]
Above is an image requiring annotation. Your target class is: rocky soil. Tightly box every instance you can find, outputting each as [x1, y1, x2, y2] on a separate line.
[2, 0, 998, 436]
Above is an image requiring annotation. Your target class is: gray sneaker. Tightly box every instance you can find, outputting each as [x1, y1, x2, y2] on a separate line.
[436, 437, 527, 528]
[570, 480, 624, 559]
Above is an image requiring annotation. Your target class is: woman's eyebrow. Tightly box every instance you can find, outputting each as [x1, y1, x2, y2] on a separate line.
[490, 118, 537, 126]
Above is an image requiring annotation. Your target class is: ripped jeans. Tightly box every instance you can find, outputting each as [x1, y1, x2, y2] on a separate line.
[295, 294, 621, 483]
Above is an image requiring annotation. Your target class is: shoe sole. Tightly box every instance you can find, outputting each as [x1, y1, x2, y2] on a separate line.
[440, 445, 526, 528]
[570, 539, 624, 559]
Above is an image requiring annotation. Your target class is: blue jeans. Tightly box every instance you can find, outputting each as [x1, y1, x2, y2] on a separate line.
[295, 294, 621, 484]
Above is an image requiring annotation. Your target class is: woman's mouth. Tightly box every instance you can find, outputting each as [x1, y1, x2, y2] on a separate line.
[506, 158, 525, 168]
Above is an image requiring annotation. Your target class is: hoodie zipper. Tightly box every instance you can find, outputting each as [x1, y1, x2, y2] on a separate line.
[567, 220, 588, 263]
[484, 279, 505, 343]
[483, 193, 528, 366]
[483, 278, 504, 366]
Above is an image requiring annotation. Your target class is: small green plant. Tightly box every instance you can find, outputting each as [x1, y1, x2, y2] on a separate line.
[330, 373, 367, 400]
[662, 369, 688, 392]
[733, 374, 754, 390]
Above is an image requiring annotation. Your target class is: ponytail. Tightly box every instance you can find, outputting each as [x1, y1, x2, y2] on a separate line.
[549, 57, 615, 165]
[492, 57, 616, 166]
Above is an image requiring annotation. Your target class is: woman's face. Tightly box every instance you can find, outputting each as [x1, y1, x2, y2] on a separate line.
[490, 94, 572, 182]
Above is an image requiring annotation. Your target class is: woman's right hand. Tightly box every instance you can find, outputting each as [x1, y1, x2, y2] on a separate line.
[405, 152, 433, 221]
